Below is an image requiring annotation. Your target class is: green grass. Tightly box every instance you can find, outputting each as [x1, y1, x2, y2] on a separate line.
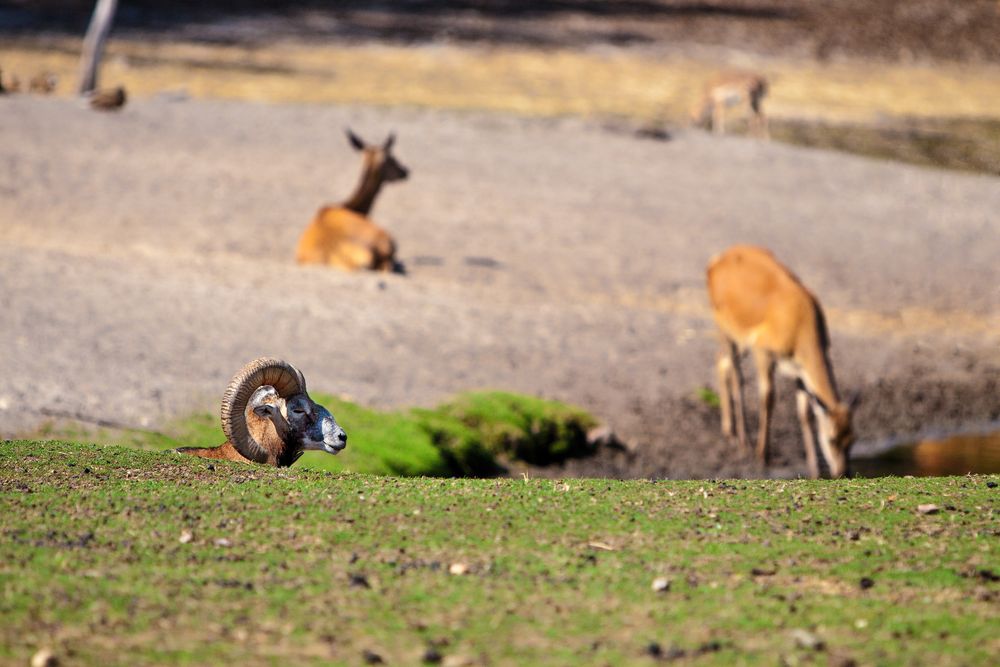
[695, 386, 721, 410]
[770, 117, 1000, 176]
[1, 440, 996, 666]
[27, 391, 598, 477]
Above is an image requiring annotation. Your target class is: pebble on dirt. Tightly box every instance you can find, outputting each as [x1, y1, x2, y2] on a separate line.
[651, 576, 671, 592]
[179, 530, 194, 544]
[30, 649, 59, 667]
[860, 577, 875, 590]
[362, 649, 385, 664]
[790, 629, 825, 651]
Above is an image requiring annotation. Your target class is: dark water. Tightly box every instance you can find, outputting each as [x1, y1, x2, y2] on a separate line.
[852, 430, 1000, 477]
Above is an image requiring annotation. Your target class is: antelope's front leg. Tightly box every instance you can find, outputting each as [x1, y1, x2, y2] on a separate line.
[796, 386, 820, 479]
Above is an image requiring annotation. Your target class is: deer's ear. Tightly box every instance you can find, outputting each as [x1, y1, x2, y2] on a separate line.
[383, 132, 395, 151]
[346, 129, 365, 151]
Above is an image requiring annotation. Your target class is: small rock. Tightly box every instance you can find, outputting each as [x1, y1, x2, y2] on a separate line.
[987, 481, 997, 489]
[207, 464, 215, 471]
[651, 577, 671, 593]
[695, 641, 721, 655]
[31, 649, 59, 667]
[751, 566, 778, 577]
[663, 646, 686, 660]
[830, 657, 858, 667]
[645, 642, 662, 658]
[916, 504, 939, 515]
[214, 538, 232, 548]
[442, 656, 475, 667]
[449, 562, 469, 576]
[349, 573, 371, 589]
[978, 569, 999, 582]
[422, 647, 443, 664]
[178, 530, 194, 544]
[362, 649, 384, 664]
[973, 586, 996, 602]
[790, 629, 825, 651]
[859, 577, 875, 590]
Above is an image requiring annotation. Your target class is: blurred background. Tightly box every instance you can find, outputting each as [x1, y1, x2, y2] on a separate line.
[2, 1, 999, 479]
[3, 0, 1000, 171]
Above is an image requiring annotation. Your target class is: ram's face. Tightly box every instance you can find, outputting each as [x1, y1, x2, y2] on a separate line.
[284, 394, 347, 455]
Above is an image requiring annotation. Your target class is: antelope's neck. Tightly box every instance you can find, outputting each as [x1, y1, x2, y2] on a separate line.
[342, 164, 383, 215]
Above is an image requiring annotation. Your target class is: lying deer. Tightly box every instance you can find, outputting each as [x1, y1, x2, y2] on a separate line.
[706, 245, 857, 478]
[296, 129, 408, 272]
[691, 71, 769, 139]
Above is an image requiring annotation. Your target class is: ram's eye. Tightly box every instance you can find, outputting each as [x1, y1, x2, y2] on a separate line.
[291, 408, 306, 415]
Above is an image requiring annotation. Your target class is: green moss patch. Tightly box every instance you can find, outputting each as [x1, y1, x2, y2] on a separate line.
[25, 391, 600, 477]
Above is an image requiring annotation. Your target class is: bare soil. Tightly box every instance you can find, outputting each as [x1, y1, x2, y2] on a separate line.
[1, 95, 999, 478]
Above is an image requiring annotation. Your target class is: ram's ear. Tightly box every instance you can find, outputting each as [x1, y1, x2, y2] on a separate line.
[252, 403, 278, 419]
[383, 132, 395, 151]
[346, 128, 365, 151]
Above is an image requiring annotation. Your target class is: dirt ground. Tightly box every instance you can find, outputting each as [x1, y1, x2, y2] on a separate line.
[1, 95, 999, 478]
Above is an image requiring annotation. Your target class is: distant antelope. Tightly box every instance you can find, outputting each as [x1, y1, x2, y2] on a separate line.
[0, 69, 20, 94]
[28, 71, 57, 94]
[691, 72, 769, 139]
[296, 129, 408, 272]
[706, 245, 856, 478]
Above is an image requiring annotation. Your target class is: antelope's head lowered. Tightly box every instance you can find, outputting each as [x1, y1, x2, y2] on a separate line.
[221, 358, 347, 467]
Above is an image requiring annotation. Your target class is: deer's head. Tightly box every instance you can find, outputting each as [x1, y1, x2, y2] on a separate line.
[347, 129, 408, 183]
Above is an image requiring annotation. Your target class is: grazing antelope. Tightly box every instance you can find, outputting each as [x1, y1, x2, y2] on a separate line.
[706, 245, 856, 478]
[296, 129, 408, 272]
[691, 71, 769, 139]
[28, 71, 57, 94]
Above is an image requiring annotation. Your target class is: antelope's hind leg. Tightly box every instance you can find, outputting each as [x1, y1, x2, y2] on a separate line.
[717, 340, 749, 452]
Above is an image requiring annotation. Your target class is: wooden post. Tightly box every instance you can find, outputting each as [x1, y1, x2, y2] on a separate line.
[76, 0, 119, 95]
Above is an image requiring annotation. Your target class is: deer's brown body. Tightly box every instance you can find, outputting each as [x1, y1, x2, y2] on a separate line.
[692, 72, 769, 139]
[706, 245, 855, 478]
[296, 130, 407, 272]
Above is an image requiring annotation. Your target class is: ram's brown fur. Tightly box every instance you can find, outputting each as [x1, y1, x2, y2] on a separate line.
[178, 391, 298, 466]
[296, 130, 407, 272]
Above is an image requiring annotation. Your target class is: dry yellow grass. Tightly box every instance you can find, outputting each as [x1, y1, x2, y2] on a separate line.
[5, 38, 1000, 124]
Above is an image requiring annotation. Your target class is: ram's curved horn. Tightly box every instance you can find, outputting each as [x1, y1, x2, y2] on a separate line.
[220, 357, 306, 463]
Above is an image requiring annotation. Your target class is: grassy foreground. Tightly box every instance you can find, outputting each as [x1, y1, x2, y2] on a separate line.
[1, 441, 996, 666]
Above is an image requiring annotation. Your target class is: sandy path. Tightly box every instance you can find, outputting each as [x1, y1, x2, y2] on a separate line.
[1, 96, 998, 477]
